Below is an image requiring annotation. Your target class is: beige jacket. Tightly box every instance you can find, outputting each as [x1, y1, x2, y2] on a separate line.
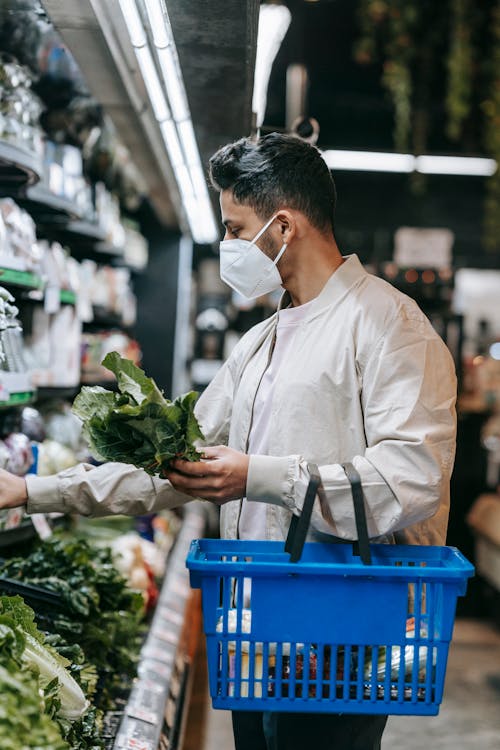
[26, 255, 457, 545]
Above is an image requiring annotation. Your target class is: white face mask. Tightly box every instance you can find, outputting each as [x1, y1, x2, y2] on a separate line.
[219, 213, 288, 299]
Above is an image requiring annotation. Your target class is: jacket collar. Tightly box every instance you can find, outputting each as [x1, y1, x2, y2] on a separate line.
[278, 254, 367, 319]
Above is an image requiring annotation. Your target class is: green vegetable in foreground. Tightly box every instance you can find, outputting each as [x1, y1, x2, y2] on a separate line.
[72, 352, 205, 475]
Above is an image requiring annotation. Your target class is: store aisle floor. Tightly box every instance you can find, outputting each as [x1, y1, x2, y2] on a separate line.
[183, 618, 500, 750]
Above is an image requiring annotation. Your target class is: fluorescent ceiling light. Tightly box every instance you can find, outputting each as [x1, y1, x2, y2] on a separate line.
[190, 164, 210, 198]
[117, 0, 219, 243]
[322, 150, 414, 173]
[416, 155, 497, 176]
[156, 46, 189, 122]
[253, 3, 292, 128]
[177, 119, 200, 167]
[322, 149, 498, 176]
[134, 45, 170, 121]
[143, 0, 169, 48]
[118, 0, 146, 47]
[160, 119, 183, 168]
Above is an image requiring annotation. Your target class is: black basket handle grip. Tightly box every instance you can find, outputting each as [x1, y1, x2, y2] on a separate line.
[285, 461, 372, 565]
[284, 463, 321, 562]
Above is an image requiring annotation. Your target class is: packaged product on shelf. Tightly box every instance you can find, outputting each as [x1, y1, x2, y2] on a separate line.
[95, 182, 126, 252]
[38, 240, 80, 301]
[91, 264, 137, 327]
[39, 140, 95, 220]
[0, 286, 31, 385]
[81, 331, 140, 383]
[2, 431, 33, 475]
[24, 304, 81, 387]
[0, 54, 44, 156]
[0, 198, 42, 271]
[22, 401, 83, 473]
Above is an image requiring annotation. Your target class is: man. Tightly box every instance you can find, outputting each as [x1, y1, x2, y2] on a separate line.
[0, 134, 457, 749]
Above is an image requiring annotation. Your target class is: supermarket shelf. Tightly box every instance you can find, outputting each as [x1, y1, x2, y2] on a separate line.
[113, 503, 206, 750]
[85, 305, 132, 331]
[39, 219, 128, 266]
[0, 139, 42, 191]
[0, 390, 36, 409]
[0, 267, 77, 306]
[0, 520, 37, 548]
[21, 183, 81, 221]
[0, 266, 44, 290]
[59, 289, 77, 305]
[36, 385, 81, 401]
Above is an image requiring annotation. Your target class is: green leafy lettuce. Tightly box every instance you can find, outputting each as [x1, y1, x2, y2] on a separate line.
[0, 534, 145, 711]
[72, 352, 205, 474]
[0, 598, 70, 750]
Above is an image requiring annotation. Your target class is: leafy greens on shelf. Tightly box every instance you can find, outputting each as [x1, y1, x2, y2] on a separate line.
[0, 595, 103, 750]
[72, 351, 205, 474]
[0, 535, 145, 710]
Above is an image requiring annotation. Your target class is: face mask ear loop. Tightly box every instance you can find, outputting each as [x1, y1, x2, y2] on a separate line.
[273, 242, 288, 267]
[251, 213, 278, 244]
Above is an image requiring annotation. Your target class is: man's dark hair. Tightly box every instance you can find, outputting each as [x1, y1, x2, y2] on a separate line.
[209, 133, 336, 235]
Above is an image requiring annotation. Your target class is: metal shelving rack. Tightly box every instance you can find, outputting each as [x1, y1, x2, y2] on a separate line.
[112, 503, 206, 750]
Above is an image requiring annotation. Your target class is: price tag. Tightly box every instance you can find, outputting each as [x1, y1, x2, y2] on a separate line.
[151, 625, 179, 645]
[169, 577, 189, 597]
[138, 659, 173, 681]
[30, 513, 52, 540]
[116, 719, 155, 750]
[0, 380, 10, 402]
[141, 643, 175, 664]
[136, 678, 165, 695]
[157, 607, 184, 626]
[125, 705, 158, 726]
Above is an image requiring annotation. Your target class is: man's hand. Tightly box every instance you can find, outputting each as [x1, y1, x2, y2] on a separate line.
[0, 468, 28, 509]
[163, 445, 249, 505]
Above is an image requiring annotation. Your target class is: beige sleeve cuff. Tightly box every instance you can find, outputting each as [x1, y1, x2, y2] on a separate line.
[25, 474, 65, 514]
[246, 454, 295, 508]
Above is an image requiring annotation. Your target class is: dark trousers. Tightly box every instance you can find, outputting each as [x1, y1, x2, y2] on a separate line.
[231, 710, 388, 750]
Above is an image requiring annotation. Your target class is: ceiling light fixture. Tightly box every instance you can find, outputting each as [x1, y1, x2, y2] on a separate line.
[253, 2, 292, 129]
[322, 150, 414, 173]
[118, 0, 218, 244]
[133, 45, 170, 122]
[322, 149, 498, 177]
[416, 155, 497, 176]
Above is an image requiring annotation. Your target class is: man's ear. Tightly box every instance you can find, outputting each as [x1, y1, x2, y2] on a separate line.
[275, 209, 296, 243]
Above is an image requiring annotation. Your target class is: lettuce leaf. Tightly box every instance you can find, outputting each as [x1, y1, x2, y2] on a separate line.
[72, 353, 205, 474]
[0, 605, 70, 749]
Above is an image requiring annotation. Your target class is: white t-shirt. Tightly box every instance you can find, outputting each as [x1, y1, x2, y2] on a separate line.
[238, 298, 316, 539]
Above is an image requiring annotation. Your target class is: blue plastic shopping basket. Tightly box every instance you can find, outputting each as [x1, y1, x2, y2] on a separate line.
[186, 463, 474, 716]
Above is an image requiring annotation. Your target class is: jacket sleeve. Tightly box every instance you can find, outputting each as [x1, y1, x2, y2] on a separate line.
[26, 355, 237, 517]
[246, 312, 457, 541]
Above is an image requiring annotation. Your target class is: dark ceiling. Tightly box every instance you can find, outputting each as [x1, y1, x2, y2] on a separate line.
[259, 0, 495, 268]
[265, 0, 486, 156]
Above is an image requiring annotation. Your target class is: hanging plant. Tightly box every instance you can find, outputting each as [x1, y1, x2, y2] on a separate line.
[481, 1, 500, 253]
[355, 0, 500, 255]
[446, 0, 474, 141]
[355, 0, 419, 153]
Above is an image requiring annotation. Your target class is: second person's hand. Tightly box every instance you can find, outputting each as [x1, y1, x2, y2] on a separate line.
[0, 468, 28, 509]
[163, 445, 249, 504]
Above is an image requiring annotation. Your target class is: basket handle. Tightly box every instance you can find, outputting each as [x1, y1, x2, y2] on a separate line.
[284, 461, 372, 565]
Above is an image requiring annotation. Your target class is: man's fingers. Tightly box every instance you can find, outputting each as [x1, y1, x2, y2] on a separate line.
[164, 469, 218, 491]
[170, 457, 218, 475]
[200, 445, 226, 459]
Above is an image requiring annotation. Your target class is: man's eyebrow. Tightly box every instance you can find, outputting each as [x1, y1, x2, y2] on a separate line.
[222, 218, 237, 228]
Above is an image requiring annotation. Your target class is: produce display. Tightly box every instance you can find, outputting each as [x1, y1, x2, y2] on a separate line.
[73, 352, 204, 475]
[0, 595, 98, 749]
